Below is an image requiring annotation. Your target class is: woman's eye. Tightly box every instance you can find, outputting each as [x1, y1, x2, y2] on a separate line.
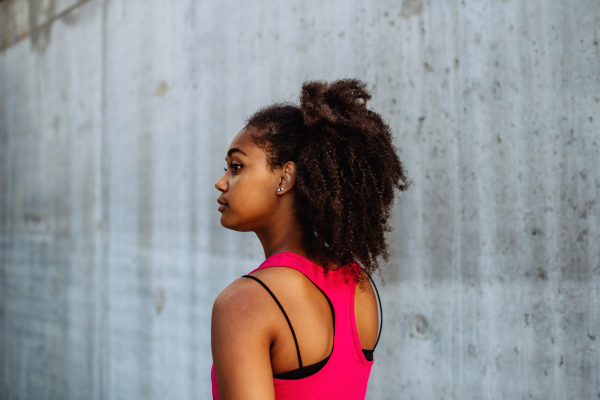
[225, 163, 242, 174]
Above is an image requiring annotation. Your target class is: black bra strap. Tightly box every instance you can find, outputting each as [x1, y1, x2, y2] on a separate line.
[362, 268, 383, 350]
[241, 275, 303, 368]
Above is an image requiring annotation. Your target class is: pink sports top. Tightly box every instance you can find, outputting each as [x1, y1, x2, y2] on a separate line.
[210, 252, 382, 399]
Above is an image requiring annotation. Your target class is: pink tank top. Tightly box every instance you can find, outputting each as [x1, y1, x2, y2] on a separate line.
[210, 252, 382, 399]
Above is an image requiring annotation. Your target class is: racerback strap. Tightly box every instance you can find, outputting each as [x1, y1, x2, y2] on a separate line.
[242, 274, 303, 368]
[362, 268, 383, 350]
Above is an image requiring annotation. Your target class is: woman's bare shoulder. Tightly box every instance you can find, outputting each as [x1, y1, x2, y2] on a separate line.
[211, 277, 277, 400]
[212, 274, 275, 317]
[211, 276, 279, 347]
[211, 267, 303, 323]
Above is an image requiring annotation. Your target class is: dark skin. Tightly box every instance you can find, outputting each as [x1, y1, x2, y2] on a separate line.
[215, 125, 318, 263]
[212, 126, 379, 399]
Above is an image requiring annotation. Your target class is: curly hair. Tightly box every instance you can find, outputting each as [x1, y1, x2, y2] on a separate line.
[246, 79, 411, 286]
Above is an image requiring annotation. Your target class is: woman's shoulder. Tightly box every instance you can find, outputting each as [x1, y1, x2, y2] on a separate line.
[211, 267, 305, 320]
[211, 266, 319, 338]
[211, 273, 280, 344]
[210, 273, 283, 398]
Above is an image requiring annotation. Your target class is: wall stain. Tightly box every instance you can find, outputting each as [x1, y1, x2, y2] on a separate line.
[410, 315, 430, 338]
[61, 7, 79, 25]
[23, 212, 42, 223]
[155, 81, 169, 97]
[1, 2, 10, 51]
[401, 0, 423, 18]
[53, 114, 61, 131]
[468, 343, 477, 357]
[28, 0, 56, 53]
[155, 287, 165, 314]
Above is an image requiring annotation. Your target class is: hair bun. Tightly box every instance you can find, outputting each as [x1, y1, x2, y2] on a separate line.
[300, 79, 372, 128]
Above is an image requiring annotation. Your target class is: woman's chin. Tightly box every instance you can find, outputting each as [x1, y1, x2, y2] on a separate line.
[219, 215, 240, 231]
[219, 214, 231, 228]
[220, 217, 256, 233]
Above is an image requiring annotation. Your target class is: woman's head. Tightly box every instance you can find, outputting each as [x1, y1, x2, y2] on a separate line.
[215, 78, 411, 280]
[215, 124, 298, 232]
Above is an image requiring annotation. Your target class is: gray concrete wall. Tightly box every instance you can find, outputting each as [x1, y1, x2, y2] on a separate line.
[1, 0, 599, 399]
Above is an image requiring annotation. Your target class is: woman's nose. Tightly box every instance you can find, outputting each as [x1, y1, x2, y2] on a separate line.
[215, 175, 227, 192]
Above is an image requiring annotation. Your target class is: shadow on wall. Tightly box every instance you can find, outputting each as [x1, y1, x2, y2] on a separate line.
[0, 0, 91, 53]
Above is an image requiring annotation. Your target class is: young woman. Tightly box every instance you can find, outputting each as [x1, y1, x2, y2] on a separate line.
[211, 79, 410, 399]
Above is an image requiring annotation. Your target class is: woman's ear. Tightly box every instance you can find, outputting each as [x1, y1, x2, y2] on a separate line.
[278, 162, 296, 191]
[285, 162, 296, 186]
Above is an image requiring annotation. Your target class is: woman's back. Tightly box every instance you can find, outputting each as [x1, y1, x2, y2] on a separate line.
[211, 252, 382, 399]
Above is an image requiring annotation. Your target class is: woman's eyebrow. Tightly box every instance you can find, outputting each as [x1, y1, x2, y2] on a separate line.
[226, 148, 248, 158]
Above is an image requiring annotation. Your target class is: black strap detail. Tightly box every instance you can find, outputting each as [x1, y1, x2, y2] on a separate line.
[362, 268, 383, 350]
[273, 354, 331, 380]
[242, 275, 303, 368]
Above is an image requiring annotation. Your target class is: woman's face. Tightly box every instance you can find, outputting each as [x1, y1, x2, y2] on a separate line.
[214, 126, 283, 232]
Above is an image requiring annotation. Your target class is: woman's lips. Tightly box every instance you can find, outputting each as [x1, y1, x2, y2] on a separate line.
[217, 199, 228, 211]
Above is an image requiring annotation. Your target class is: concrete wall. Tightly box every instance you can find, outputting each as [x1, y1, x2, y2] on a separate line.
[1, 0, 599, 399]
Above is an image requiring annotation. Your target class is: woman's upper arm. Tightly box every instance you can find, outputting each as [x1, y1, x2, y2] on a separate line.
[211, 279, 276, 400]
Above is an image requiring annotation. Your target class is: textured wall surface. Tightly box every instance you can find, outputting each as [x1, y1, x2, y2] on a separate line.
[1, 0, 599, 399]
